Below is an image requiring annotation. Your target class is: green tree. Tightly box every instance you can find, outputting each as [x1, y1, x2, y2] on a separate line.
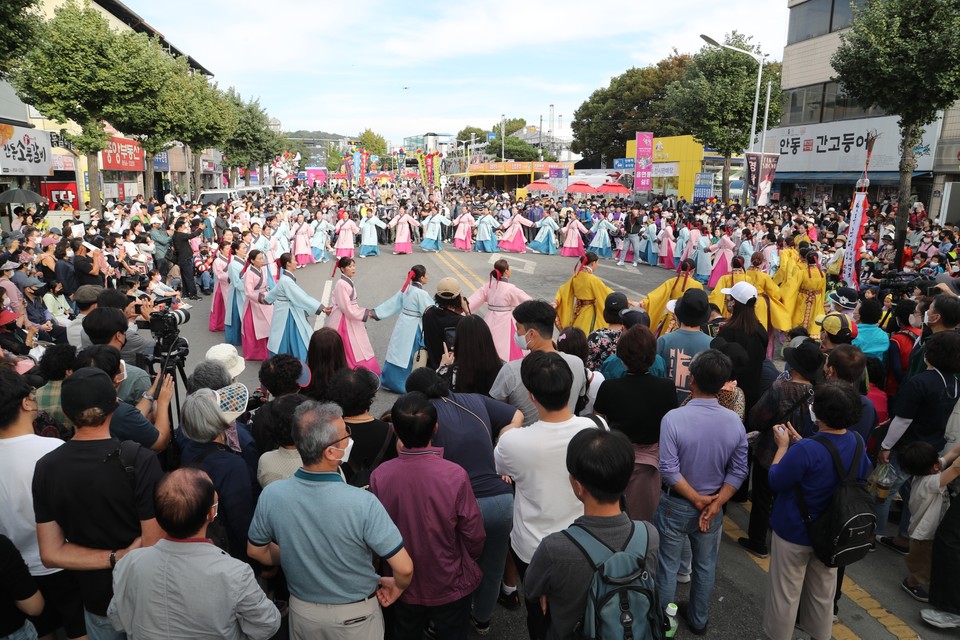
[484, 135, 556, 162]
[104, 33, 190, 200]
[178, 77, 236, 198]
[325, 142, 344, 172]
[222, 90, 273, 186]
[456, 126, 487, 145]
[571, 51, 691, 167]
[832, 0, 960, 264]
[664, 32, 782, 203]
[356, 128, 388, 156]
[9, 0, 128, 212]
[489, 117, 526, 137]
[0, 0, 42, 76]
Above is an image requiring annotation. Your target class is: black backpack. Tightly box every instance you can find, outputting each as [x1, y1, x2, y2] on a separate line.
[795, 433, 876, 568]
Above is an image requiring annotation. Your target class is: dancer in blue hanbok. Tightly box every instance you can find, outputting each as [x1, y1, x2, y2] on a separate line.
[475, 210, 501, 253]
[358, 210, 387, 257]
[675, 222, 690, 263]
[420, 211, 450, 252]
[528, 214, 560, 254]
[310, 213, 335, 262]
[643, 218, 659, 266]
[224, 240, 248, 347]
[588, 213, 617, 259]
[373, 265, 435, 393]
[264, 252, 324, 361]
[693, 225, 714, 284]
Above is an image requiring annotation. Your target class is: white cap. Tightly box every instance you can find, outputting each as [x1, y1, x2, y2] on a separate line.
[666, 603, 678, 617]
[720, 281, 758, 305]
[149, 216, 163, 225]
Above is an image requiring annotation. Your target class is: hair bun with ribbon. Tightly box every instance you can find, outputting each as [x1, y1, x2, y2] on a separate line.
[401, 269, 415, 292]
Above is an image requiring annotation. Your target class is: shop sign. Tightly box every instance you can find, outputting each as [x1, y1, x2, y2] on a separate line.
[0, 126, 52, 175]
[101, 137, 144, 171]
[41, 181, 79, 207]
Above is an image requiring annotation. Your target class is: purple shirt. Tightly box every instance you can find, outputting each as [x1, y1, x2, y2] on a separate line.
[369, 447, 485, 606]
[659, 398, 749, 494]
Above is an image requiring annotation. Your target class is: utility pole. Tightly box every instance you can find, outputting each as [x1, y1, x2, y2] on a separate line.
[539, 115, 543, 160]
[501, 114, 505, 161]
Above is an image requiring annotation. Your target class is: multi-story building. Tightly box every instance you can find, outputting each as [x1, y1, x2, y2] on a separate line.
[769, 0, 960, 224]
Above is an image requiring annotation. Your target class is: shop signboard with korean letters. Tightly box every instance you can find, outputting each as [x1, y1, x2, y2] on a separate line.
[767, 115, 939, 173]
[0, 126, 52, 175]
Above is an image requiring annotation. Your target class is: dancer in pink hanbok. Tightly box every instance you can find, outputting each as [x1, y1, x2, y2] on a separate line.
[388, 208, 420, 255]
[452, 208, 475, 251]
[334, 212, 360, 258]
[208, 239, 231, 332]
[240, 250, 274, 361]
[467, 259, 533, 362]
[324, 257, 382, 375]
[498, 211, 534, 253]
[560, 216, 590, 257]
[707, 226, 736, 288]
[659, 218, 677, 270]
[291, 213, 315, 267]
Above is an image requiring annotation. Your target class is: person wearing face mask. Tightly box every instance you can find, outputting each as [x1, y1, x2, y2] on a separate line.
[886, 299, 922, 397]
[906, 293, 960, 380]
[247, 401, 414, 639]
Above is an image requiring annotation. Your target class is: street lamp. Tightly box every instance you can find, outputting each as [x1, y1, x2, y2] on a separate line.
[700, 34, 765, 153]
[501, 114, 506, 161]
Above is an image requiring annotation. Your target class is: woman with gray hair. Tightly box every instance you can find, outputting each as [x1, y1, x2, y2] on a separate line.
[177, 388, 258, 562]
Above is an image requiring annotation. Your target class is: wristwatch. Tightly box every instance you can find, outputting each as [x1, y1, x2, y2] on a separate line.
[141, 392, 155, 402]
[109, 550, 117, 569]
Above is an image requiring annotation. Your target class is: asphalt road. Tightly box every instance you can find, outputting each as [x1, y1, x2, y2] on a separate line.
[170, 244, 944, 640]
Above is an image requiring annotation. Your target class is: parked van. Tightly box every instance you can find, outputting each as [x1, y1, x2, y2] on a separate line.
[198, 189, 240, 207]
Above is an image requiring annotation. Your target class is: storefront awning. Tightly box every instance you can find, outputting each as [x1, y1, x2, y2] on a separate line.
[774, 171, 931, 186]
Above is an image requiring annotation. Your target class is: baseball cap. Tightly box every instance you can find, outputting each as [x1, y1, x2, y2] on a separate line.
[436, 277, 461, 299]
[149, 216, 163, 225]
[0, 309, 18, 325]
[62, 368, 118, 422]
[205, 344, 245, 379]
[815, 312, 858, 340]
[605, 292, 629, 315]
[0, 261, 18, 271]
[41, 236, 58, 248]
[22, 276, 45, 290]
[74, 285, 103, 305]
[720, 281, 758, 305]
[48, 227, 62, 236]
[620, 309, 650, 329]
[667, 289, 711, 326]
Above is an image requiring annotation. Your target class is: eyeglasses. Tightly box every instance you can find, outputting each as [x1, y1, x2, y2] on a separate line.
[320, 424, 352, 450]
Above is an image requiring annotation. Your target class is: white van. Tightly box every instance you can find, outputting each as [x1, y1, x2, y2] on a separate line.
[198, 189, 240, 207]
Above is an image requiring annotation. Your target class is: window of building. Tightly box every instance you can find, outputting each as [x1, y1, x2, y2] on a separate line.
[787, 0, 832, 45]
[831, 0, 865, 31]
[781, 84, 825, 126]
[822, 81, 885, 121]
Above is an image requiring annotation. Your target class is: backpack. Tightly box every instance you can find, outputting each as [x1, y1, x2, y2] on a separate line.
[795, 433, 876, 568]
[564, 521, 666, 640]
[346, 425, 394, 490]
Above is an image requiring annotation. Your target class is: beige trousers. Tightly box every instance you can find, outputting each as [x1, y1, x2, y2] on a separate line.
[289, 594, 383, 640]
[762, 532, 837, 640]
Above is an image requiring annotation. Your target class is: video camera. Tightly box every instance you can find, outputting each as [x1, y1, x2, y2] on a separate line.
[876, 271, 939, 299]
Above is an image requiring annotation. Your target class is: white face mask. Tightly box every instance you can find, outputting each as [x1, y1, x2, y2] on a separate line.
[514, 330, 529, 351]
[333, 438, 354, 464]
[924, 310, 931, 325]
[910, 314, 923, 329]
[117, 361, 127, 383]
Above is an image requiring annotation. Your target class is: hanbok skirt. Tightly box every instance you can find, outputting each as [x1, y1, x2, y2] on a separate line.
[381, 327, 422, 394]
[295, 251, 315, 266]
[209, 288, 225, 332]
[312, 247, 328, 262]
[360, 244, 380, 257]
[339, 316, 382, 375]
[708, 257, 730, 289]
[475, 239, 499, 253]
[560, 235, 584, 258]
[644, 242, 659, 266]
[225, 297, 242, 346]
[528, 235, 557, 255]
[420, 238, 442, 252]
[336, 246, 355, 258]
[454, 237, 473, 251]
[242, 306, 269, 361]
[270, 314, 309, 361]
[499, 235, 526, 253]
[591, 244, 613, 259]
[394, 241, 412, 254]
[660, 243, 676, 270]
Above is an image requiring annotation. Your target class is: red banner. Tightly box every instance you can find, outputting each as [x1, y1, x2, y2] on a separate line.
[101, 137, 144, 171]
[40, 181, 79, 208]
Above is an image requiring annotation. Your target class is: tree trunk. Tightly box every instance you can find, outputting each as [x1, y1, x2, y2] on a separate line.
[143, 151, 155, 202]
[721, 155, 732, 206]
[192, 149, 202, 201]
[244, 166, 251, 186]
[894, 122, 919, 268]
[87, 151, 102, 213]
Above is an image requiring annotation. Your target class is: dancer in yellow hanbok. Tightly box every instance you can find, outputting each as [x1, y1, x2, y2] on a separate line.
[641, 259, 703, 337]
[555, 252, 615, 333]
[708, 256, 750, 318]
[745, 253, 793, 332]
[793, 252, 827, 336]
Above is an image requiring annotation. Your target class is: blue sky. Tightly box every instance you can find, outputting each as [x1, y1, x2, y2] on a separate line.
[138, 0, 789, 146]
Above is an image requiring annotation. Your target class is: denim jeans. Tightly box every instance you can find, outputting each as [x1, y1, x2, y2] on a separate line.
[199, 270, 214, 291]
[621, 234, 641, 263]
[873, 451, 912, 538]
[654, 492, 723, 630]
[473, 492, 514, 624]
[83, 610, 125, 640]
[0, 620, 37, 640]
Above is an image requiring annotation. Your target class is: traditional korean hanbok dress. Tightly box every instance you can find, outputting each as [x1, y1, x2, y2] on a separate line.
[793, 262, 827, 336]
[388, 212, 420, 254]
[745, 268, 792, 333]
[224, 256, 246, 347]
[420, 214, 450, 252]
[642, 270, 704, 338]
[588, 217, 617, 259]
[310, 218, 335, 262]
[334, 218, 361, 258]
[555, 266, 615, 334]
[528, 215, 560, 255]
[292, 221, 315, 266]
[325, 275, 381, 375]
[693, 234, 713, 283]
[265, 269, 323, 361]
[707, 234, 735, 288]
[658, 224, 676, 270]
[359, 215, 387, 257]
[241, 264, 273, 361]
[452, 212, 475, 251]
[675, 226, 690, 263]
[643, 222, 659, 266]
[209, 252, 230, 332]
[373, 282, 435, 393]
[274, 220, 291, 255]
[680, 227, 701, 264]
[560, 218, 589, 257]
[474, 214, 501, 253]
[468, 277, 532, 362]
[498, 214, 534, 253]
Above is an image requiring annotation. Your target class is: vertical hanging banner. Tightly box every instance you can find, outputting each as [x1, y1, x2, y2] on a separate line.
[424, 152, 434, 186]
[744, 153, 780, 206]
[343, 153, 354, 183]
[841, 191, 869, 288]
[633, 132, 653, 191]
[359, 150, 369, 186]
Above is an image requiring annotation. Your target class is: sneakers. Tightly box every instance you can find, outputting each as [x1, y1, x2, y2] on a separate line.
[921, 608, 960, 628]
[677, 602, 708, 636]
[878, 536, 909, 555]
[497, 588, 521, 611]
[631, 262, 638, 267]
[901, 578, 930, 602]
[677, 573, 691, 584]
[737, 537, 770, 558]
[616, 261, 625, 267]
[471, 615, 490, 636]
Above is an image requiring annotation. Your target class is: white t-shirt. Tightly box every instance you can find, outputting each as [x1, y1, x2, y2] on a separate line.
[580, 370, 605, 416]
[0, 434, 64, 575]
[494, 416, 601, 562]
[908, 473, 949, 540]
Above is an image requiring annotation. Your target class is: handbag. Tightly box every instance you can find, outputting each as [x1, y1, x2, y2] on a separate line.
[412, 348, 428, 369]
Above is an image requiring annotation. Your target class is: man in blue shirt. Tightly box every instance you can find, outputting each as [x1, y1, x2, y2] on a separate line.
[655, 349, 749, 635]
[657, 289, 714, 402]
[248, 401, 413, 639]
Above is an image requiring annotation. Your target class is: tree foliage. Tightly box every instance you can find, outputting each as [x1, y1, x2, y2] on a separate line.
[356, 128, 388, 156]
[490, 118, 526, 137]
[325, 142, 343, 171]
[832, 0, 960, 262]
[0, 0, 42, 76]
[485, 135, 557, 162]
[571, 51, 691, 166]
[456, 126, 488, 144]
[664, 32, 782, 202]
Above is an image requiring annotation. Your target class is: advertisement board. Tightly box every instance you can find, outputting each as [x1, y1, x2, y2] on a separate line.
[0, 126, 52, 176]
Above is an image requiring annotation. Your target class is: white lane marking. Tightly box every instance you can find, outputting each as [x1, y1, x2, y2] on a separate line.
[314, 280, 333, 331]
[487, 254, 537, 274]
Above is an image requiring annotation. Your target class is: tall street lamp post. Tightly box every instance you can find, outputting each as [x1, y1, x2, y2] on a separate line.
[700, 34, 765, 154]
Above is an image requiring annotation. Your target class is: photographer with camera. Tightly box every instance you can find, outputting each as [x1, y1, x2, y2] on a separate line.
[82, 307, 153, 406]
